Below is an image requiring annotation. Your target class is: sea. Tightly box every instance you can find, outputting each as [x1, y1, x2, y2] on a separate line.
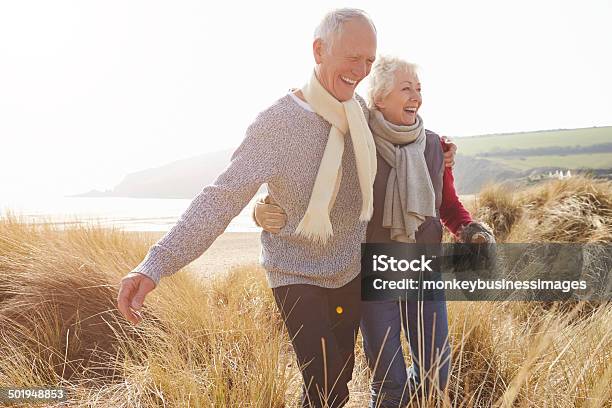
[0, 195, 262, 233]
[1, 194, 477, 233]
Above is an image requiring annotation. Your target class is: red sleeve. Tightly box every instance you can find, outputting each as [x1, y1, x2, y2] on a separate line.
[439, 141, 473, 237]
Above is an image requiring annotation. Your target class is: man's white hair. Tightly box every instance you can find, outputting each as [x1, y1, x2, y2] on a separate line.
[367, 55, 419, 109]
[314, 8, 376, 51]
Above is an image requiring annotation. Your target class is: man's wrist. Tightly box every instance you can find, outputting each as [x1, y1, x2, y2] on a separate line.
[131, 271, 158, 287]
[131, 251, 168, 286]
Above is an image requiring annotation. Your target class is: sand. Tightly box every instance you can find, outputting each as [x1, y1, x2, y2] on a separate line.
[132, 231, 262, 278]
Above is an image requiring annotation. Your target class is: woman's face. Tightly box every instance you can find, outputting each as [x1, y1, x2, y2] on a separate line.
[376, 69, 422, 126]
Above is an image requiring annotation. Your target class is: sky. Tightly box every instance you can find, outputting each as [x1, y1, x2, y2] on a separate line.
[1, 0, 611, 198]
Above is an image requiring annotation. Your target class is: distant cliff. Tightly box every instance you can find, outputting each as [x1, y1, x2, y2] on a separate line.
[75, 149, 235, 199]
[74, 126, 612, 198]
[73, 151, 525, 197]
[451, 154, 521, 193]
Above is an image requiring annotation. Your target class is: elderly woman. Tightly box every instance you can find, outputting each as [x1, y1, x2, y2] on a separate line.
[255, 55, 495, 406]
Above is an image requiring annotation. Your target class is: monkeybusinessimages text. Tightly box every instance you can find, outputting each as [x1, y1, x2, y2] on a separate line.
[370, 255, 587, 293]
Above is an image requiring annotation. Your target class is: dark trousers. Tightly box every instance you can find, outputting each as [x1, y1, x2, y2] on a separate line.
[272, 276, 361, 408]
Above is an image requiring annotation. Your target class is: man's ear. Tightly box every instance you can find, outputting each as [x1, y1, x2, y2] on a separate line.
[313, 38, 324, 64]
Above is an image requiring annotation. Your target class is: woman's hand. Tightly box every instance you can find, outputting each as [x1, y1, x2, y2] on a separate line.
[457, 222, 497, 279]
[460, 221, 496, 244]
[253, 195, 288, 234]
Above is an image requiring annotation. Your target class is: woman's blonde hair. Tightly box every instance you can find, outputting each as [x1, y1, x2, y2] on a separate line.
[367, 55, 419, 109]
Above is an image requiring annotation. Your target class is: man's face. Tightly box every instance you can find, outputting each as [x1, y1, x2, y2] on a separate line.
[314, 18, 377, 102]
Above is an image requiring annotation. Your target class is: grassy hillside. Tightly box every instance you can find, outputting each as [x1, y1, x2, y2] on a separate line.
[452, 126, 612, 193]
[1, 176, 611, 407]
[455, 126, 612, 156]
[454, 126, 612, 171]
[494, 152, 612, 171]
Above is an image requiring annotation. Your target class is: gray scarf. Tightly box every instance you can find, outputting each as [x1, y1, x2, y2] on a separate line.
[368, 109, 436, 242]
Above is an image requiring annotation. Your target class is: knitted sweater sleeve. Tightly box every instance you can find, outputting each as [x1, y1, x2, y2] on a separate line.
[439, 140, 473, 237]
[131, 117, 279, 285]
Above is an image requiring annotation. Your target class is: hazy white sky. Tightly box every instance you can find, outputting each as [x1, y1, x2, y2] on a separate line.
[1, 0, 611, 198]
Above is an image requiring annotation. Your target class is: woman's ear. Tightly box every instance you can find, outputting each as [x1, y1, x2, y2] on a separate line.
[374, 97, 385, 110]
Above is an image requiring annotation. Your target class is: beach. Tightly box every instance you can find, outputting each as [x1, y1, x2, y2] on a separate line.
[133, 231, 262, 278]
[1, 176, 610, 407]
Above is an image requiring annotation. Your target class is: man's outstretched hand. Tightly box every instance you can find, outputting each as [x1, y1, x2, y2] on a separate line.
[117, 272, 156, 325]
[441, 136, 457, 168]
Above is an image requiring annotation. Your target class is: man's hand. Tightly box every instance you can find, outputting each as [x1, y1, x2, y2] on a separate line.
[441, 136, 457, 168]
[117, 272, 156, 325]
[253, 195, 287, 234]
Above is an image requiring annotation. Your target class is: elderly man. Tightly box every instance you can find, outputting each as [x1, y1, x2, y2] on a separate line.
[118, 8, 378, 408]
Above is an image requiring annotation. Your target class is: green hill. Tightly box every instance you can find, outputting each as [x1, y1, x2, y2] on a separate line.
[455, 126, 612, 171]
[452, 126, 612, 193]
[493, 153, 612, 171]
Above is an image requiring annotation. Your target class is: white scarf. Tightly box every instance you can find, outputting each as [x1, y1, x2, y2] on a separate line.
[294, 71, 377, 244]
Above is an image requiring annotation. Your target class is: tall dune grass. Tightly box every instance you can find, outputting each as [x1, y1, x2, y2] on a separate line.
[0, 176, 610, 407]
[0, 217, 295, 406]
[473, 175, 612, 243]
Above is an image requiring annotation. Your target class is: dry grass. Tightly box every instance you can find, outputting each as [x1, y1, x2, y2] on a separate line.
[0, 216, 294, 407]
[473, 175, 612, 243]
[0, 176, 610, 407]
